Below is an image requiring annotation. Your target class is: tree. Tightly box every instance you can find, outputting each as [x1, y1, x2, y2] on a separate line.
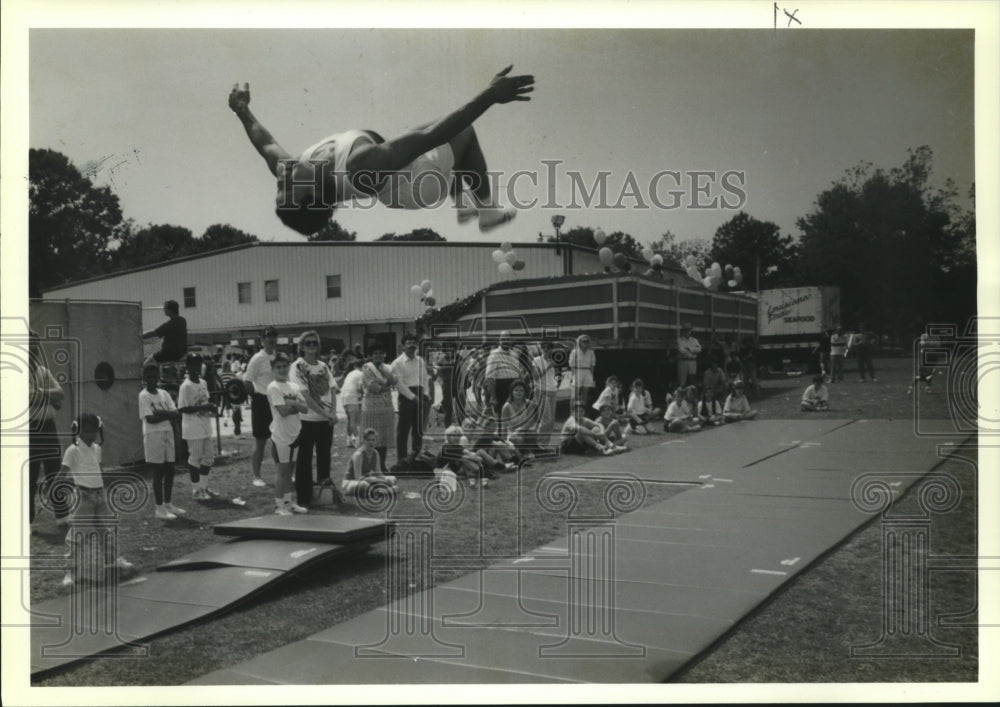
[193, 224, 258, 254]
[29, 148, 123, 294]
[796, 146, 974, 336]
[651, 231, 712, 270]
[307, 220, 357, 242]
[376, 228, 446, 242]
[710, 212, 797, 291]
[111, 224, 196, 271]
[546, 226, 643, 260]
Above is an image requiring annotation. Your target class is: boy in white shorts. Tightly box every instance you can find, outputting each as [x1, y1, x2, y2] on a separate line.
[267, 353, 309, 515]
[138, 364, 186, 520]
[177, 354, 219, 500]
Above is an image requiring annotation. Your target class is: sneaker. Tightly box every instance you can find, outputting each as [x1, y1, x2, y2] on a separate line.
[114, 557, 134, 570]
[602, 446, 616, 456]
[469, 478, 477, 488]
[155, 506, 177, 520]
[504, 462, 517, 473]
[614, 445, 629, 454]
[205, 487, 222, 498]
[252, 477, 267, 488]
[274, 505, 293, 516]
[61, 573, 74, 587]
[481, 478, 489, 489]
[631, 425, 647, 435]
[192, 488, 211, 500]
[289, 502, 308, 514]
[165, 503, 187, 515]
[477, 206, 516, 233]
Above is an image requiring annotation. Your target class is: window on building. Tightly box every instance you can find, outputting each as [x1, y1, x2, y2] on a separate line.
[265, 279, 280, 303]
[183, 287, 196, 308]
[326, 274, 342, 298]
[238, 281, 252, 304]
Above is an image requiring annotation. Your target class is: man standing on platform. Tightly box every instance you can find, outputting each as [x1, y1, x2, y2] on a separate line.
[676, 324, 702, 388]
[244, 326, 278, 487]
[392, 333, 431, 463]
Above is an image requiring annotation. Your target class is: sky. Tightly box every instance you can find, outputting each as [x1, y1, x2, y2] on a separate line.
[27, 26, 975, 249]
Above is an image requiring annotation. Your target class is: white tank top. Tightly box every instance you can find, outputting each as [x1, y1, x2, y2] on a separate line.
[298, 130, 376, 204]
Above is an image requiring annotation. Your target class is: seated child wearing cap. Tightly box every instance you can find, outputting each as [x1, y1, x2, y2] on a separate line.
[561, 402, 619, 456]
[800, 375, 830, 412]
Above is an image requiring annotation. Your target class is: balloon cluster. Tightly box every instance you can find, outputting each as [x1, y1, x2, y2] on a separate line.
[491, 241, 525, 278]
[595, 228, 631, 273]
[410, 279, 437, 313]
[681, 255, 743, 290]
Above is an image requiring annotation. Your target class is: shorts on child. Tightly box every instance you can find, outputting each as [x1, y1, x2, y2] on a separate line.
[186, 437, 214, 468]
[560, 436, 590, 454]
[272, 438, 299, 464]
[143, 429, 175, 464]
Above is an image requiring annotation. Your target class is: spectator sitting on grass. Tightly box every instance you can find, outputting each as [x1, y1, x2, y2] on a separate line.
[500, 379, 540, 459]
[664, 385, 702, 433]
[437, 424, 496, 488]
[597, 404, 629, 451]
[626, 378, 661, 434]
[800, 375, 830, 412]
[342, 428, 398, 498]
[698, 387, 725, 427]
[592, 375, 623, 415]
[560, 402, 618, 456]
[723, 380, 759, 422]
[465, 417, 520, 469]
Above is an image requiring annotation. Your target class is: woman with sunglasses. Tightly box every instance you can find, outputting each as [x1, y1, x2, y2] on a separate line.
[290, 330, 339, 507]
[360, 346, 398, 473]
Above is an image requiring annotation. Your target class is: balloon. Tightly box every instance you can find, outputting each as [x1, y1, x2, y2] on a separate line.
[686, 267, 701, 280]
[410, 284, 422, 296]
[512, 260, 526, 271]
[598, 247, 614, 266]
[613, 252, 627, 268]
[651, 254, 664, 266]
[641, 248, 654, 262]
[702, 276, 712, 288]
[725, 263, 734, 272]
[505, 251, 517, 265]
[424, 296, 436, 307]
[491, 249, 505, 263]
[498, 262, 513, 276]
[501, 241, 513, 252]
[711, 262, 721, 274]
[594, 228, 607, 246]
[728, 279, 738, 288]
[425, 288, 434, 299]
[421, 280, 432, 293]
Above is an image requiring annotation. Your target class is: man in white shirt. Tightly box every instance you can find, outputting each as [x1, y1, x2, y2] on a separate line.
[486, 331, 525, 435]
[391, 333, 431, 464]
[243, 326, 278, 487]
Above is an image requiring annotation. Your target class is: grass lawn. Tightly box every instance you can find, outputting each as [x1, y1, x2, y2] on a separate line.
[29, 355, 978, 685]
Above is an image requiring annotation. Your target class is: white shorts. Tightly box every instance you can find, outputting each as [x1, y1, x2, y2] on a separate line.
[272, 439, 298, 464]
[186, 437, 214, 469]
[144, 429, 175, 464]
[377, 144, 455, 210]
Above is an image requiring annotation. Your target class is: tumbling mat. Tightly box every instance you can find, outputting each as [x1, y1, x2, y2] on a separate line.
[31, 541, 368, 677]
[213, 515, 389, 544]
[190, 420, 969, 684]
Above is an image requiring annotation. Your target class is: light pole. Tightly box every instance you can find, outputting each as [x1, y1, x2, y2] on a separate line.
[551, 214, 566, 274]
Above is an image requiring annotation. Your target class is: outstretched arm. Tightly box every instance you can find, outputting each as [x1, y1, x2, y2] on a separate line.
[229, 83, 291, 177]
[347, 66, 534, 175]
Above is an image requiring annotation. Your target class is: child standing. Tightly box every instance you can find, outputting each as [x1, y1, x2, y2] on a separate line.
[626, 378, 661, 434]
[59, 414, 134, 587]
[267, 353, 310, 515]
[340, 359, 365, 447]
[177, 354, 220, 501]
[343, 429, 398, 497]
[138, 365, 185, 520]
[800, 374, 830, 412]
[723, 380, 759, 422]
